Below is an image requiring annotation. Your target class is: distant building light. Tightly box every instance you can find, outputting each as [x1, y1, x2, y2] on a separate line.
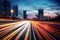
[10, 9, 14, 13]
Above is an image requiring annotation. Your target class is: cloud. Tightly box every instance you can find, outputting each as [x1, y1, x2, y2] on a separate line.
[11, 0, 60, 10]
[10, 0, 60, 17]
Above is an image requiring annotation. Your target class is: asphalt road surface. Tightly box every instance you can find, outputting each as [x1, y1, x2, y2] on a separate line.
[0, 20, 60, 40]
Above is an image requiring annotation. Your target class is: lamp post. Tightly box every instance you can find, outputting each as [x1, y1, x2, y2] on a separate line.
[10, 9, 14, 19]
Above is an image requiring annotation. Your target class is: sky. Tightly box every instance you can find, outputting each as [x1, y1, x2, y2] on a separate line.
[10, 0, 60, 10]
[10, 0, 60, 18]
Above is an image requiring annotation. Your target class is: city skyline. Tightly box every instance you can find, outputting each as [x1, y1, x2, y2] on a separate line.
[10, 0, 60, 18]
[0, 0, 60, 19]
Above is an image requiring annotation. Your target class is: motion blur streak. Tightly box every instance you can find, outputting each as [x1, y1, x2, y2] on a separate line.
[15, 21, 30, 40]
[32, 26, 36, 40]
[30, 21, 60, 40]
[0, 21, 23, 31]
[31, 21, 43, 40]
[0, 21, 26, 37]
[0, 22, 19, 29]
[33, 22, 52, 40]
[0, 21, 60, 40]
[24, 22, 30, 40]
[3, 21, 28, 40]
[37, 21, 60, 38]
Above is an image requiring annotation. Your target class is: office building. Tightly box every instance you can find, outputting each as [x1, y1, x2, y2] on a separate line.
[0, 0, 4, 17]
[37, 9, 44, 20]
[23, 10, 27, 19]
[12, 5, 18, 17]
[3, 0, 11, 17]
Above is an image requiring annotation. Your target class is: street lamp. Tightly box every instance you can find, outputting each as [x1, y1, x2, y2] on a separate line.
[10, 9, 14, 14]
[10, 9, 14, 19]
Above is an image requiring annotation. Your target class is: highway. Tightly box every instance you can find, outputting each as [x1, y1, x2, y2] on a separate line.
[0, 20, 60, 40]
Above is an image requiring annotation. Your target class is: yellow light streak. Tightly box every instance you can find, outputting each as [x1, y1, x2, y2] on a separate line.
[15, 22, 29, 40]
[24, 23, 30, 40]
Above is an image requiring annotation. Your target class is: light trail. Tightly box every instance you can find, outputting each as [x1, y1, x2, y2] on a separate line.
[0, 22, 17, 29]
[0, 20, 60, 40]
[24, 22, 30, 40]
[0, 21, 23, 29]
[31, 21, 43, 40]
[38, 21, 60, 25]
[15, 21, 30, 40]
[35, 23, 52, 40]
[37, 21, 60, 38]
[32, 26, 36, 40]
[37, 21, 60, 31]
[3, 21, 28, 40]
[0, 21, 24, 31]
[31, 21, 60, 40]
[0, 21, 27, 37]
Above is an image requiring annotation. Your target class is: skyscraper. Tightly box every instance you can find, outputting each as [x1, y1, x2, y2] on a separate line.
[12, 5, 18, 17]
[0, 0, 4, 17]
[23, 10, 27, 19]
[37, 9, 44, 20]
[3, 0, 11, 17]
